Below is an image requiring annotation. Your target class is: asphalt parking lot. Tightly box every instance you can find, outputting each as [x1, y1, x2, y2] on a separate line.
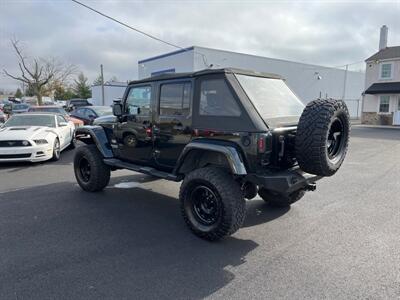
[0, 126, 399, 299]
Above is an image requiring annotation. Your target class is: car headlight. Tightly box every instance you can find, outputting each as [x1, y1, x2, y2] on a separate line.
[34, 139, 48, 145]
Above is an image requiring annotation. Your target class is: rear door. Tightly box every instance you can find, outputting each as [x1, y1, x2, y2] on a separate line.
[153, 80, 193, 169]
[114, 84, 154, 164]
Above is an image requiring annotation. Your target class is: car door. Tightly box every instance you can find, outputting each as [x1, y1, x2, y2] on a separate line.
[84, 108, 97, 125]
[114, 84, 154, 164]
[56, 115, 72, 148]
[153, 81, 193, 170]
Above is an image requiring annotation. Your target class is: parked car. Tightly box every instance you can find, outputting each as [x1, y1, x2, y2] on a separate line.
[11, 103, 30, 114]
[92, 114, 117, 126]
[70, 106, 113, 125]
[0, 113, 75, 163]
[73, 68, 350, 241]
[0, 111, 6, 123]
[28, 106, 84, 128]
[66, 99, 92, 112]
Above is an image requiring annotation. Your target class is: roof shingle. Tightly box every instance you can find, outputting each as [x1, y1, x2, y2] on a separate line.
[366, 46, 400, 62]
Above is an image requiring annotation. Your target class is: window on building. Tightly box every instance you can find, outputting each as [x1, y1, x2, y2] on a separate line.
[380, 63, 392, 79]
[398, 96, 400, 111]
[199, 79, 241, 116]
[126, 85, 152, 115]
[379, 95, 390, 113]
[159, 82, 191, 116]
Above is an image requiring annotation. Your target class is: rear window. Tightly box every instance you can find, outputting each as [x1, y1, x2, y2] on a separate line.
[199, 79, 240, 117]
[235, 74, 304, 120]
[159, 82, 191, 116]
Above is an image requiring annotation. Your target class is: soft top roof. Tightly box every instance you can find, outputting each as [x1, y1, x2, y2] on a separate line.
[128, 68, 283, 85]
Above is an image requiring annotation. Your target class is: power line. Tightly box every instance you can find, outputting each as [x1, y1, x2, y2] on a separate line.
[70, 0, 212, 68]
[71, 0, 185, 51]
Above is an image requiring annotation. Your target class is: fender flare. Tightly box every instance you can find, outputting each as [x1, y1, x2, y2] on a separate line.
[75, 126, 114, 158]
[174, 140, 247, 175]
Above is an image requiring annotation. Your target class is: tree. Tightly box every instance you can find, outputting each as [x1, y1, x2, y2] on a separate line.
[14, 88, 23, 98]
[72, 72, 91, 99]
[2, 38, 76, 105]
[93, 74, 102, 86]
[53, 82, 74, 100]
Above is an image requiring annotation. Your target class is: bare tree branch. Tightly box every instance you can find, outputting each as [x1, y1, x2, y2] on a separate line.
[3, 69, 29, 84]
[3, 38, 77, 105]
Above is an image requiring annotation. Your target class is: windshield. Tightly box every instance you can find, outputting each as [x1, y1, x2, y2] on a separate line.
[4, 115, 56, 128]
[92, 107, 112, 117]
[13, 104, 29, 110]
[236, 74, 304, 121]
[29, 107, 66, 115]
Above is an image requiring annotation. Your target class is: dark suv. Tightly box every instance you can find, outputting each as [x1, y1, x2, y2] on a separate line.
[73, 68, 350, 240]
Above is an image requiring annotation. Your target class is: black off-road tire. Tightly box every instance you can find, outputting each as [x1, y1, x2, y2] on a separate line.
[295, 99, 350, 176]
[74, 144, 110, 192]
[258, 188, 305, 208]
[179, 167, 246, 241]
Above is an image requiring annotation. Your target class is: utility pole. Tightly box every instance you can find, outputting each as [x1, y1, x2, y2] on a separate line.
[342, 64, 348, 100]
[100, 64, 105, 106]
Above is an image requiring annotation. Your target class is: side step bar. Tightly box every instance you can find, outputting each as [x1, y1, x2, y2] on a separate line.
[103, 158, 181, 182]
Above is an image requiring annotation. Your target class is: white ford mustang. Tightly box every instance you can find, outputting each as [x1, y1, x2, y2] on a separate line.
[0, 113, 75, 162]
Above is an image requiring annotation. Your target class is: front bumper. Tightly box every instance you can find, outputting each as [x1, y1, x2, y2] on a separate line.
[0, 145, 54, 162]
[246, 167, 321, 195]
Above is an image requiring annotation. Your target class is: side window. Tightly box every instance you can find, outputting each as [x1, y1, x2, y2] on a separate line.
[199, 79, 241, 116]
[159, 82, 191, 116]
[85, 109, 95, 118]
[76, 108, 85, 116]
[126, 86, 152, 116]
[57, 115, 66, 125]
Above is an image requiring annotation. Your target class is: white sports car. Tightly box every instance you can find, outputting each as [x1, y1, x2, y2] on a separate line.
[0, 113, 75, 162]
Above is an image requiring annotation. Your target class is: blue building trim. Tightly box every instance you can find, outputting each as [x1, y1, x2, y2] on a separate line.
[138, 46, 194, 64]
[151, 68, 176, 77]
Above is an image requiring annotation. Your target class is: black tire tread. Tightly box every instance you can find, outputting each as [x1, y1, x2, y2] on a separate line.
[179, 167, 246, 241]
[74, 144, 110, 192]
[295, 99, 350, 176]
[258, 188, 305, 208]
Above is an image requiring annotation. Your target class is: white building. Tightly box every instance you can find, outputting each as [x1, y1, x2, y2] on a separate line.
[138, 46, 365, 118]
[91, 81, 127, 106]
[362, 26, 400, 125]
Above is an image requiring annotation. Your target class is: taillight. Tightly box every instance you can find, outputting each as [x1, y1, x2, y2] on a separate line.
[146, 127, 152, 137]
[258, 136, 266, 153]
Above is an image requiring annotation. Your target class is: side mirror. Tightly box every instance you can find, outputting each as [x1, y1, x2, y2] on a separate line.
[59, 122, 68, 127]
[112, 101, 123, 117]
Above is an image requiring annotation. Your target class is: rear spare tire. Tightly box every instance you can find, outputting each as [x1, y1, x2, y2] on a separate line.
[295, 99, 350, 176]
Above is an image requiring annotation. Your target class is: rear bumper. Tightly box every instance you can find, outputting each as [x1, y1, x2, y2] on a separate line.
[245, 168, 322, 195]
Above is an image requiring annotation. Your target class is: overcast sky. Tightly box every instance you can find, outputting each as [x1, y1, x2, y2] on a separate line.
[1, 0, 399, 92]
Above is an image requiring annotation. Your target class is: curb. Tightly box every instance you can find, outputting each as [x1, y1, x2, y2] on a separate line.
[352, 124, 400, 130]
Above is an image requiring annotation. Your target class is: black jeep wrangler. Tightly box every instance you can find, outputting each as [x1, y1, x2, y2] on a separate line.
[73, 68, 350, 241]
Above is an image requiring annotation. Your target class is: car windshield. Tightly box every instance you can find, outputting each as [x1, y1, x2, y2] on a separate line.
[29, 107, 66, 115]
[4, 115, 56, 128]
[13, 104, 29, 110]
[235, 74, 304, 120]
[92, 107, 112, 117]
